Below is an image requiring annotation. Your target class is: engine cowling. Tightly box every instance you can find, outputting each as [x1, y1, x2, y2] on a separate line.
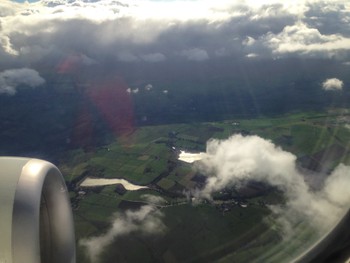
[0, 157, 75, 263]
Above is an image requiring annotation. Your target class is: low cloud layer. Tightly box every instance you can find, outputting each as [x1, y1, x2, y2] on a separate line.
[0, 68, 45, 95]
[322, 78, 344, 91]
[80, 205, 165, 263]
[195, 135, 350, 235]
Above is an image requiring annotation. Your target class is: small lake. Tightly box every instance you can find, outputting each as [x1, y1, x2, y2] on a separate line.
[80, 177, 148, 190]
[178, 150, 206, 163]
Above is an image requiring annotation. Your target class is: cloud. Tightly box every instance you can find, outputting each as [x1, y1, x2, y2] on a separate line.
[80, 205, 165, 263]
[79, 54, 97, 65]
[56, 54, 97, 73]
[141, 194, 167, 205]
[195, 134, 350, 236]
[264, 22, 350, 57]
[0, 68, 45, 95]
[196, 135, 299, 199]
[214, 47, 228, 57]
[323, 164, 350, 206]
[117, 52, 139, 62]
[126, 87, 139, 94]
[0, 35, 18, 56]
[242, 36, 256, 46]
[303, 1, 350, 37]
[1, 0, 350, 68]
[144, 84, 153, 91]
[141, 53, 166, 62]
[246, 53, 259, 58]
[322, 78, 344, 90]
[181, 48, 209, 61]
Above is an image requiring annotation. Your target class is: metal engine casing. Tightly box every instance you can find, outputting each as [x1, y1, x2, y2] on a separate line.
[0, 157, 75, 263]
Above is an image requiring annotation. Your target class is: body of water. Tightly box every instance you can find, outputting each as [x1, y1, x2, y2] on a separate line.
[80, 177, 148, 190]
[178, 150, 206, 163]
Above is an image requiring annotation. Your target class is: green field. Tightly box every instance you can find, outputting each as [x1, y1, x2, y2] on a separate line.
[58, 109, 350, 263]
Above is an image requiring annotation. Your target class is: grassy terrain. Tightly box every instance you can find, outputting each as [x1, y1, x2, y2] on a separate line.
[57, 109, 350, 263]
[97, 204, 272, 263]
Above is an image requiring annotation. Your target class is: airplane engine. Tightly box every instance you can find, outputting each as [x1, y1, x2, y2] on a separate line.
[0, 157, 75, 263]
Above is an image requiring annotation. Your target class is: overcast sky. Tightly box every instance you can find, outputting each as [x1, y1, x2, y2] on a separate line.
[1, 0, 350, 67]
[0, 0, 349, 98]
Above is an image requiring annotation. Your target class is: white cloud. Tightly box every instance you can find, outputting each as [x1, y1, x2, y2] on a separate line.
[242, 36, 256, 46]
[80, 205, 165, 263]
[246, 53, 259, 58]
[0, 68, 45, 95]
[265, 22, 350, 56]
[322, 78, 344, 90]
[323, 164, 350, 206]
[196, 135, 299, 199]
[141, 194, 167, 205]
[141, 53, 166, 62]
[0, 35, 19, 56]
[195, 134, 350, 237]
[181, 48, 209, 61]
[125, 0, 237, 22]
[144, 84, 153, 91]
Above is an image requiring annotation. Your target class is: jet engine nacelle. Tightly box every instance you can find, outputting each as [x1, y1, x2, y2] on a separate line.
[0, 157, 75, 263]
